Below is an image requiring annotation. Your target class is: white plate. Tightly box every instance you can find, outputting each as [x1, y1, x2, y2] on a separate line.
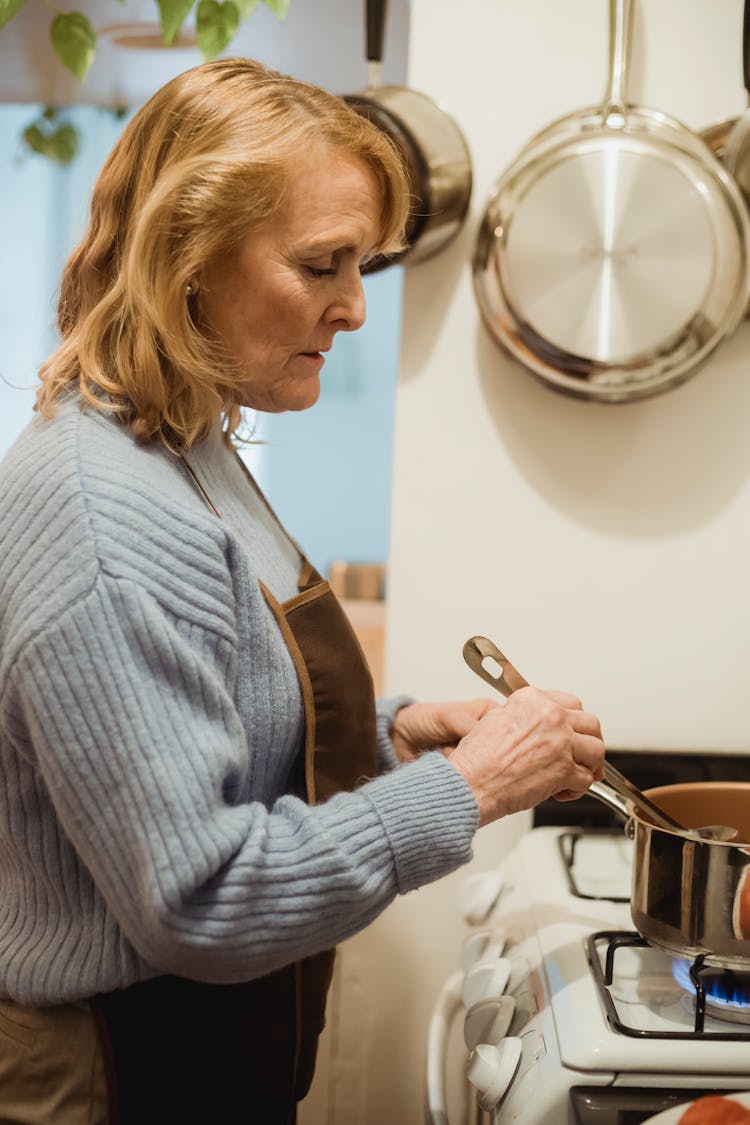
[644, 1092, 750, 1124]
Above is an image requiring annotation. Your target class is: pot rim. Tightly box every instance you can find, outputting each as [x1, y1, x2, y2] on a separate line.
[628, 781, 750, 847]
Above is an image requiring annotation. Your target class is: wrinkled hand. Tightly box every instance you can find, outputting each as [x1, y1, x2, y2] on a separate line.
[392, 698, 499, 762]
[447, 686, 605, 828]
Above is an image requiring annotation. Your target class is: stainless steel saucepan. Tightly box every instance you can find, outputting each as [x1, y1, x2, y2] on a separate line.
[463, 635, 750, 968]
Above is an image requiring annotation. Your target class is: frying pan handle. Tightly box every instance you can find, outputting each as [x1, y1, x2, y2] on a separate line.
[744, 0, 750, 101]
[366, 0, 387, 76]
[602, 0, 635, 118]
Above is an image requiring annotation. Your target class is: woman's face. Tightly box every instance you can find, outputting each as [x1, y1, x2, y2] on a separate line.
[199, 149, 383, 413]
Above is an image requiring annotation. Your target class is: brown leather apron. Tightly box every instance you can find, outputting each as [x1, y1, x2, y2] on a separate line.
[89, 466, 379, 1124]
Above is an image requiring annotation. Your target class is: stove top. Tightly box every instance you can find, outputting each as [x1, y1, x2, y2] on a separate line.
[590, 930, 750, 1036]
[428, 819, 750, 1125]
[508, 828, 750, 1074]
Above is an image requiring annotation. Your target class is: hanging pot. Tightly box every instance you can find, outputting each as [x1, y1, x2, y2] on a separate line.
[698, 0, 750, 320]
[473, 0, 750, 403]
[344, 0, 472, 273]
[701, 0, 750, 198]
[700, 0, 750, 235]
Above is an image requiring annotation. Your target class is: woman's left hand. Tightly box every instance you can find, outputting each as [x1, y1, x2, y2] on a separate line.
[391, 698, 499, 763]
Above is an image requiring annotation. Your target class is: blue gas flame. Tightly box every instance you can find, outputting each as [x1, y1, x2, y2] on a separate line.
[672, 959, 750, 1012]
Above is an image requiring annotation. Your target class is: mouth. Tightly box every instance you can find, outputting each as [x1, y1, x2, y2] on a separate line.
[296, 351, 326, 370]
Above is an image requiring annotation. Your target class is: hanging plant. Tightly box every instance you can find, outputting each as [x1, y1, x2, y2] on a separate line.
[1, 0, 291, 159]
[0, 1, 290, 74]
[22, 105, 79, 163]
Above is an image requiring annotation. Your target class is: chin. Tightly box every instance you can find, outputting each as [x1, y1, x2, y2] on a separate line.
[285, 379, 321, 412]
[238, 380, 320, 414]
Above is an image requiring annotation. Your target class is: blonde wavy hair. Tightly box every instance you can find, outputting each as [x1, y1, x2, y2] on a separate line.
[35, 57, 410, 448]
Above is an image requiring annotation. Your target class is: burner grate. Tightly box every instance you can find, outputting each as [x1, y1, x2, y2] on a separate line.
[587, 930, 750, 1040]
[557, 830, 630, 902]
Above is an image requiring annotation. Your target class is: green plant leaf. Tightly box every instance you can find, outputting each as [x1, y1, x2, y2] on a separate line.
[22, 120, 78, 164]
[50, 12, 96, 80]
[49, 123, 78, 163]
[158, 0, 194, 45]
[262, 0, 289, 18]
[195, 0, 239, 60]
[0, 0, 28, 31]
[234, 0, 258, 18]
[22, 123, 51, 157]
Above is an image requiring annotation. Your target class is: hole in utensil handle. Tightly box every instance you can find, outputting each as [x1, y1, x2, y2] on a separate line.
[481, 655, 505, 682]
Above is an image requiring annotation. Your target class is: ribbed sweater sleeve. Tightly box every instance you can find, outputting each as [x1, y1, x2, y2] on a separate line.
[375, 694, 415, 771]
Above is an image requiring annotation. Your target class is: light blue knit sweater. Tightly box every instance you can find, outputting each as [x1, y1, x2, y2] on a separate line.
[0, 397, 478, 1005]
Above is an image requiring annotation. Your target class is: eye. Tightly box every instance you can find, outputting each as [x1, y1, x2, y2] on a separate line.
[305, 265, 337, 279]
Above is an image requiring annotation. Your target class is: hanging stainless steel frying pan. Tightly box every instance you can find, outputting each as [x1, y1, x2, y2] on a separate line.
[473, 0, 750, 404]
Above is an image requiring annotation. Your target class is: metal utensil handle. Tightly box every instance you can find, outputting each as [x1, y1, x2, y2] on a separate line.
[462, 636, 671, 824]
[461, 638, 738, 843]
[596, 766, 737, 842]
[462, 636, 530, 699]
[603, 761, 687, 833]
[589, 779, 628, 819]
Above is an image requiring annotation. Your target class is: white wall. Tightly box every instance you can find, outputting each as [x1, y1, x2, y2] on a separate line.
[387, 0, 750, 754]
[333, 3, 750, 1123]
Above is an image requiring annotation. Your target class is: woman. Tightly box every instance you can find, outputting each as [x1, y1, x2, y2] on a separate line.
[0, 58, 605, 1124]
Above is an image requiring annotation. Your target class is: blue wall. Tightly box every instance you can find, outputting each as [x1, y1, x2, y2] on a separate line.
[0, 105, 136, 447]
[250, 266, 403, 577]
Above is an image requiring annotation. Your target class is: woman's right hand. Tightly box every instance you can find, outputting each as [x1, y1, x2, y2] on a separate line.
[446, 686, 605, 827]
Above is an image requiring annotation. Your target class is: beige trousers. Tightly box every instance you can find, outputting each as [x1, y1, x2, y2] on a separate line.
[0, 999, 108, 1125]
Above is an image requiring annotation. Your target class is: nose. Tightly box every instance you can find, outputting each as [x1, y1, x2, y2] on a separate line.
[326, 269, 366, 332]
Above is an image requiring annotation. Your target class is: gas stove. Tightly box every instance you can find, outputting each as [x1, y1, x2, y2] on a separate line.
[426, 825, 750, 1125]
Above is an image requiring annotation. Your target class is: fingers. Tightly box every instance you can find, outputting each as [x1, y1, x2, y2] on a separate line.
[570, 731, 605, 773]
[520, 686, 606, 799]
[544, 689, 604, 781]
[533, 689, 603, 747]
[571, 709, 603, 738]
[552, 787, 593, 802]
[448, 685, 606, 827]
[522, 687, 604, 771]
[391, 697, 501, 762]
[467, 697, 501, 720]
